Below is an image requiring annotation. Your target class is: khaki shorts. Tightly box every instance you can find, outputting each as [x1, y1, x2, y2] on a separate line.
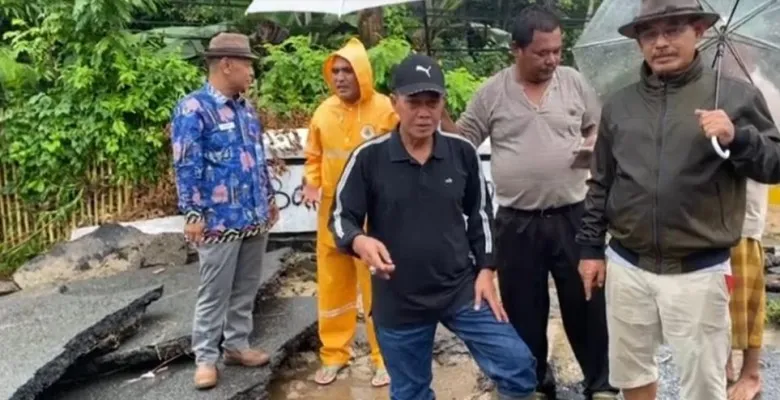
[605, 260, 731, 399]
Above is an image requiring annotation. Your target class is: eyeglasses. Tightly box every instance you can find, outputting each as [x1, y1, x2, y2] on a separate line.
[637, 24, 689, 44]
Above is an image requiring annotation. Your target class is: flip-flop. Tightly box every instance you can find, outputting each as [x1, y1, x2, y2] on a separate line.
[592, 392, 619, 400]
[313, 364, 344, 386]
[371, 368, 390, 387]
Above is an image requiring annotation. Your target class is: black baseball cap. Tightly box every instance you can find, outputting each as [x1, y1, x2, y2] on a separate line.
[391, 53, 446, 96]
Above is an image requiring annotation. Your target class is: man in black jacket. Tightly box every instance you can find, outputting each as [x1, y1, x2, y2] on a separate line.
[575, 1, 780, 399]
[330, 54, 537, 400]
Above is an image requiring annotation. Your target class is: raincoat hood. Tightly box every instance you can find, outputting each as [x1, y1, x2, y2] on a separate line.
[323, 37, 375, 104]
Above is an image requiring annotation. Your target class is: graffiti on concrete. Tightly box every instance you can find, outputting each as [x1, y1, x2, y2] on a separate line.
[270, 177, 305, 211]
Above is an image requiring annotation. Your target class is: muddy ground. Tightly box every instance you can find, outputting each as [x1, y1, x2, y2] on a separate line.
[267, 206, 780, 400]
[268, 253, 587, 399]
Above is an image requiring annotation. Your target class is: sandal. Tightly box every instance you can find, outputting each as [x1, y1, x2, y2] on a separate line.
[371, 368, 390, 387]
[314, 364, 344, 386]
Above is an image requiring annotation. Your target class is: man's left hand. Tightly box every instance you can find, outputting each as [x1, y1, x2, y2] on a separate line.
[268, 202, 280, 227]
[474, 269, 509, 323]
[695, 109, 735, 146]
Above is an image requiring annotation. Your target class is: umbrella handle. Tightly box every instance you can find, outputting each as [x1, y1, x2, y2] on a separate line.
[711, 136, 730, 159]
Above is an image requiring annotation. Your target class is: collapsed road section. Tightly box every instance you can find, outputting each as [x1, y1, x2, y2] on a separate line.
[0, 282, 163, 400]
[59, 247, 293, 382]
[51, 296, 318, 400]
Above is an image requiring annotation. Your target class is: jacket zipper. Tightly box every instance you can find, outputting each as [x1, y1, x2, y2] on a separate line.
[653, 84, 668, 273]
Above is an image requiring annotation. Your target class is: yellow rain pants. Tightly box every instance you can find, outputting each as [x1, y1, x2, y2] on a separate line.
[305, 37, 399, 368]
[316, 195, 382, 367]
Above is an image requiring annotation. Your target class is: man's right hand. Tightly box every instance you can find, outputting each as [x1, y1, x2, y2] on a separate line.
[352, 235, 395, 280]
[578, 259, 606, 301]
[302, 184, 320, 210]
[184, 221, 205, 245]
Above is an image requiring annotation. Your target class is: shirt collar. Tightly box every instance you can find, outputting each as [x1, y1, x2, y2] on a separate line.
[389, 128, 447, 163]
[204, 82, 246, 107]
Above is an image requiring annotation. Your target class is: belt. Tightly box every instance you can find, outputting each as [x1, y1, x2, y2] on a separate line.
[498, 202, 582, 218]
[609, 239, 730, 270]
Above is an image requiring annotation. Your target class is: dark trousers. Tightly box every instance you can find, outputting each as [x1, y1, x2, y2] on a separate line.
[494, 203, 614, 399]
[376, 301, 537, 400]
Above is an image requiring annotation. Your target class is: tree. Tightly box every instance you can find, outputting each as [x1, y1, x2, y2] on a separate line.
[358, 7, 385, 46]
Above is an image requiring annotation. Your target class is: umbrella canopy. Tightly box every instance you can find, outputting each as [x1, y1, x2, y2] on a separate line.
[572, 0, 780, 100]
[246, 0, 422, 18]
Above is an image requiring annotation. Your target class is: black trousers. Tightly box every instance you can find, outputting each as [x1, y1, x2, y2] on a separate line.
[494, 203, 614, 399]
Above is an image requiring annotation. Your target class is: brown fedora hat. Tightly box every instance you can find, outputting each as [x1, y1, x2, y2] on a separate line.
[204, 32, 258, 60]
[618, 0, 720, 39]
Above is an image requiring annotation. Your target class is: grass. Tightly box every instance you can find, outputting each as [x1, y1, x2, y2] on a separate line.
[0, 240, 45, 279]
[768, 298, 780, 326]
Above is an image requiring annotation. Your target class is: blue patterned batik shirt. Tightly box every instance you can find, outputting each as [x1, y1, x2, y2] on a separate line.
[171, 83, 274, 243]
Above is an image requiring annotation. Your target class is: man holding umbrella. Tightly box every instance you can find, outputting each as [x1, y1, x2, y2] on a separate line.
[576, 1, 780, 399]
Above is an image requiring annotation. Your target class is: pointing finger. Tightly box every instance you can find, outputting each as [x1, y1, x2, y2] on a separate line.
[487, 294, 509, 322]
[368, 252, 385, 271]
[499, 303, 509, 322]
[378, 244, 394, 265]
[583, 278, 593, 301]
[487, 295, 503, 322]
[597, 267, 606, 288]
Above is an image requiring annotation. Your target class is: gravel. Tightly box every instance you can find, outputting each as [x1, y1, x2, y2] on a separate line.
[555, 345, 780, 400]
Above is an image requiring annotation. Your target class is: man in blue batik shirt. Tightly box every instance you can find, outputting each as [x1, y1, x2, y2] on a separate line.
[171, 32, 279, 390]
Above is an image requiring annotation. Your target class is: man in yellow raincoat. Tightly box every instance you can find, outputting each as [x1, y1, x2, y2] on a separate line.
[301, 37, 398, 388]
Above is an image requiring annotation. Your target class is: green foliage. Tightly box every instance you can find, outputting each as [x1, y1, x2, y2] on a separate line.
[367, 37, 412, 93]
[257, 35, 414, 115]
[256, 34, 481, 119]
[768, 299, 780, 325]
[383, 5, 419, 40]
[0, 239, 45, 279]
[138, 24, 231, 59]
[258, 35, 330, 116]
[445, 68, 485, 117]
[440, 47, 512, 79]
[0, 0, 202, 209]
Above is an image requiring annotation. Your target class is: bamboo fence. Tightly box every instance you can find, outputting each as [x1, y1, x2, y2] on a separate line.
[0, 163, 143, 249]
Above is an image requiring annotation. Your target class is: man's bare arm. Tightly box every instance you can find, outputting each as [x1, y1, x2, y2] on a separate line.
[443, 93, 490, 147]
[441, 109, 460, 133]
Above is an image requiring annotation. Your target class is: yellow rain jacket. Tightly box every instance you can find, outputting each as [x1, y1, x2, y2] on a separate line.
[304, 38, 397, 369]
[304, 37, 399, 248]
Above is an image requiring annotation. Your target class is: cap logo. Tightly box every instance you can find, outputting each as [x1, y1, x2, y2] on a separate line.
[415, 65, 432, 78]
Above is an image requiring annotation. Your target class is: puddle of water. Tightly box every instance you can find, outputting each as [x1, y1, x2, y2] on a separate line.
[268, 358, 483, 400]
